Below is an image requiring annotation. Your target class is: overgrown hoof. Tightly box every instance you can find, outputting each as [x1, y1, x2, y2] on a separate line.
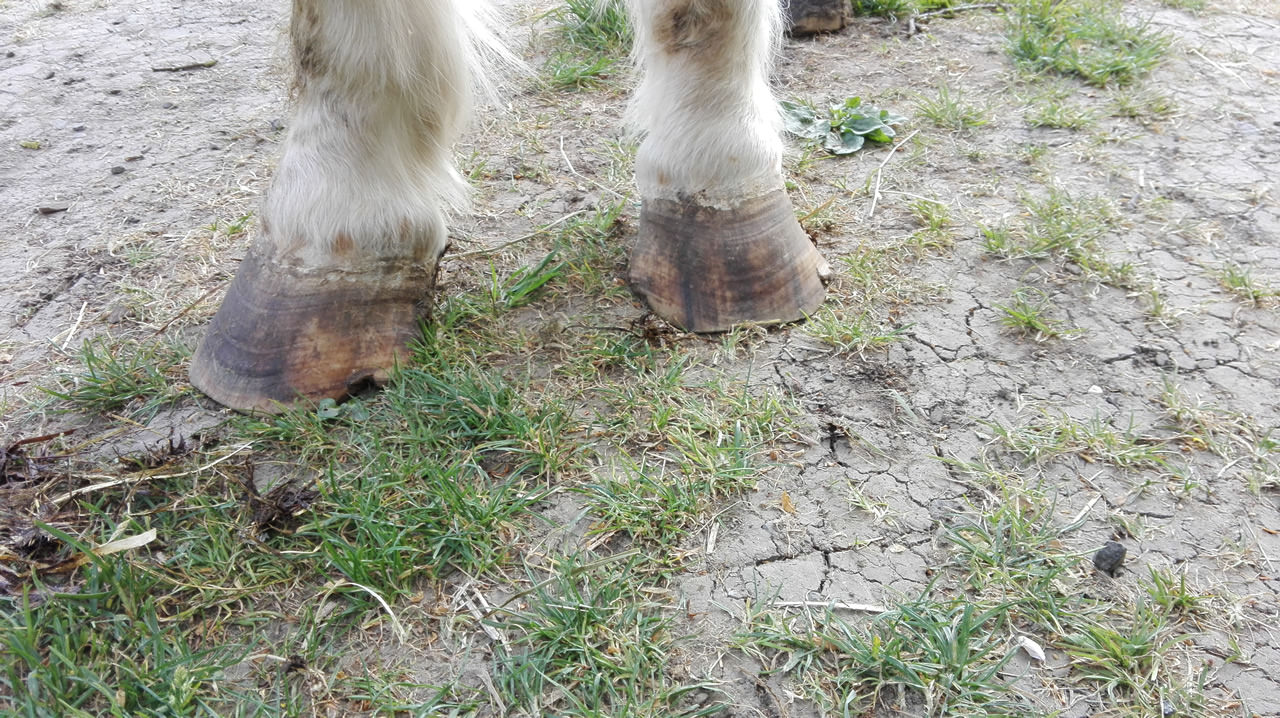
[190, 245, 432, 414]
[629, 189, 830, 333]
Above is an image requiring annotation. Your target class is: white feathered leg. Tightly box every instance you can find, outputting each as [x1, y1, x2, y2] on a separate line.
[191, 0, 491, 413]
[626, 0, 829, 331]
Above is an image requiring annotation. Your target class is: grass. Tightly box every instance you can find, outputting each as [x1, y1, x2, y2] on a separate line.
[492, 553, 720, 716]
[737, 596, 1027, 715]
[915, 83, 989, 131]
[1218, 262, 1279, 306]
[988, 410, 1178, 470]
[995, 286, 1081, 341]
[1006, 0, 1170, 86]
[982, 184, 1138, 288]
[805, 306, 908, 355]
[542, 0, 631, 90]
[8, 3, 1276, 713]
[41, 336, 191, 420]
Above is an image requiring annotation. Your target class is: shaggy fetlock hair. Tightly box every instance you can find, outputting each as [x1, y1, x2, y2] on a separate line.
[263, 0, 515, 265]
[624, 0, 786, 207]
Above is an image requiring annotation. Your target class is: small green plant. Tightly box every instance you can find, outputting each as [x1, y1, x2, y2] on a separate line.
[989, 411, 1177, 470]
[1156, 0, 1206, 11]
[805, 307, 907, 354]
[1110, 88, 1175, 123]
[915, 83, 989, 131]
[487, 252, 567, 311]
[781, 97, 907, 155]
[1027, 98, 1096, 130]
[1059, 602, 1195, 712]
[1219, 262, 1278, 306]
[1144, 567, 1209, 617]
[42, 337, 189, 419]
[996, 287, 1081, 341]
[850, 0, 917, 18]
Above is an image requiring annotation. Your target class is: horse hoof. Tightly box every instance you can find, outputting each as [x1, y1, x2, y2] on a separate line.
[189, 245, 432, 414]
[629, 189, 830, 333]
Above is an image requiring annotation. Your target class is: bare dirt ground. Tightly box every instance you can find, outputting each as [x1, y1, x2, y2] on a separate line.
[2, 0, 1279, 716]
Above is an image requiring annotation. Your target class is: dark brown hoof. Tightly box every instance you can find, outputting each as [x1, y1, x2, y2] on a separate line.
[629, 189, 830, 333]
[786, 0, 852, 36]
[190, 245, 432, 414]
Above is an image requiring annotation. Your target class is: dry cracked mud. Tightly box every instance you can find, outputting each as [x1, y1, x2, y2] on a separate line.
[2, 0, 1278, 716]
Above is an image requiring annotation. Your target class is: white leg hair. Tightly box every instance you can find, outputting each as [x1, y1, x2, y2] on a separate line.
[261, 0, 503, 266]
[626, 0, 785, 208]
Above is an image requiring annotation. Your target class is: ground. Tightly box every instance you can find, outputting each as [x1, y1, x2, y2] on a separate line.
[2, 0, 1279, 716]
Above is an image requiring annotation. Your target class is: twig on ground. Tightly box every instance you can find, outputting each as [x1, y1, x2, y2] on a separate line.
[867, 130, 920, 218]
[449, 210, 587, 260]
[59, 301, 87, 351]
[42, 442, 253, 508]
[154, 282, 227, 336]
[774, 600, 887, 613]
[152, 60, 218, 72]
[560, 136, 629, 202]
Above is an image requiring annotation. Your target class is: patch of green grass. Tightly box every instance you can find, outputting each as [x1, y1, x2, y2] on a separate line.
[805, 306, 908, 355]
[1060, 601, 1204, 714]
[910, 198, 952, 233]
[1158, 377, 1280, 494]
[1026, 97, 1097, 130]
[850, 0, 917, 18]
[915, 83, 989, 131]
[1110, 88, 1176, 123]
[493, 553, 721, 716]
[946, 483, 1082, 599]
[2, 520, 250, 716]
[486, 251, 567, 311]
[543, 0, 631, 90]
[737, 597, 1027, 715]
[1144, 567, 1210, 618]
[1156, 0, 1207, 11]
[984, 185, 1138, 287]
[42, 336, 190, 420]
[996, 286, 1082, 341]
[988, 411, 1177, 471]
[1218, 262, 1278, 306]
[306, 457, 543, 599]
[552, 198, 630, 295]
[1006, 0, 1169, 86]
[545, 52, 621, 90]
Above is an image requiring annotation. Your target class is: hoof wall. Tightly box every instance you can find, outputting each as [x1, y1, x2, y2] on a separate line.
[629, 190, 829, 333]
[190, 247, 431, 414]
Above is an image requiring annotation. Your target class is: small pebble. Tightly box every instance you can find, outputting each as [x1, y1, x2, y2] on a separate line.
[37, 203, 70, 215]
[111, 165, 125, 175]
[42, 70, 55, 80]
[1093, 541, 1126, 577]
[72, 125, 86, 132]
[162, 101, 177, 109]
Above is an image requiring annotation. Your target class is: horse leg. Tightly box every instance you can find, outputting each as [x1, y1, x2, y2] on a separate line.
[190, 0, 479, 413]
[626, 0, 830, 332]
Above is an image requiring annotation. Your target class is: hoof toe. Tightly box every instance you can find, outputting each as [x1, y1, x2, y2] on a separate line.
[190, 246, 432, 414]
[629, 189, 828, 332]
